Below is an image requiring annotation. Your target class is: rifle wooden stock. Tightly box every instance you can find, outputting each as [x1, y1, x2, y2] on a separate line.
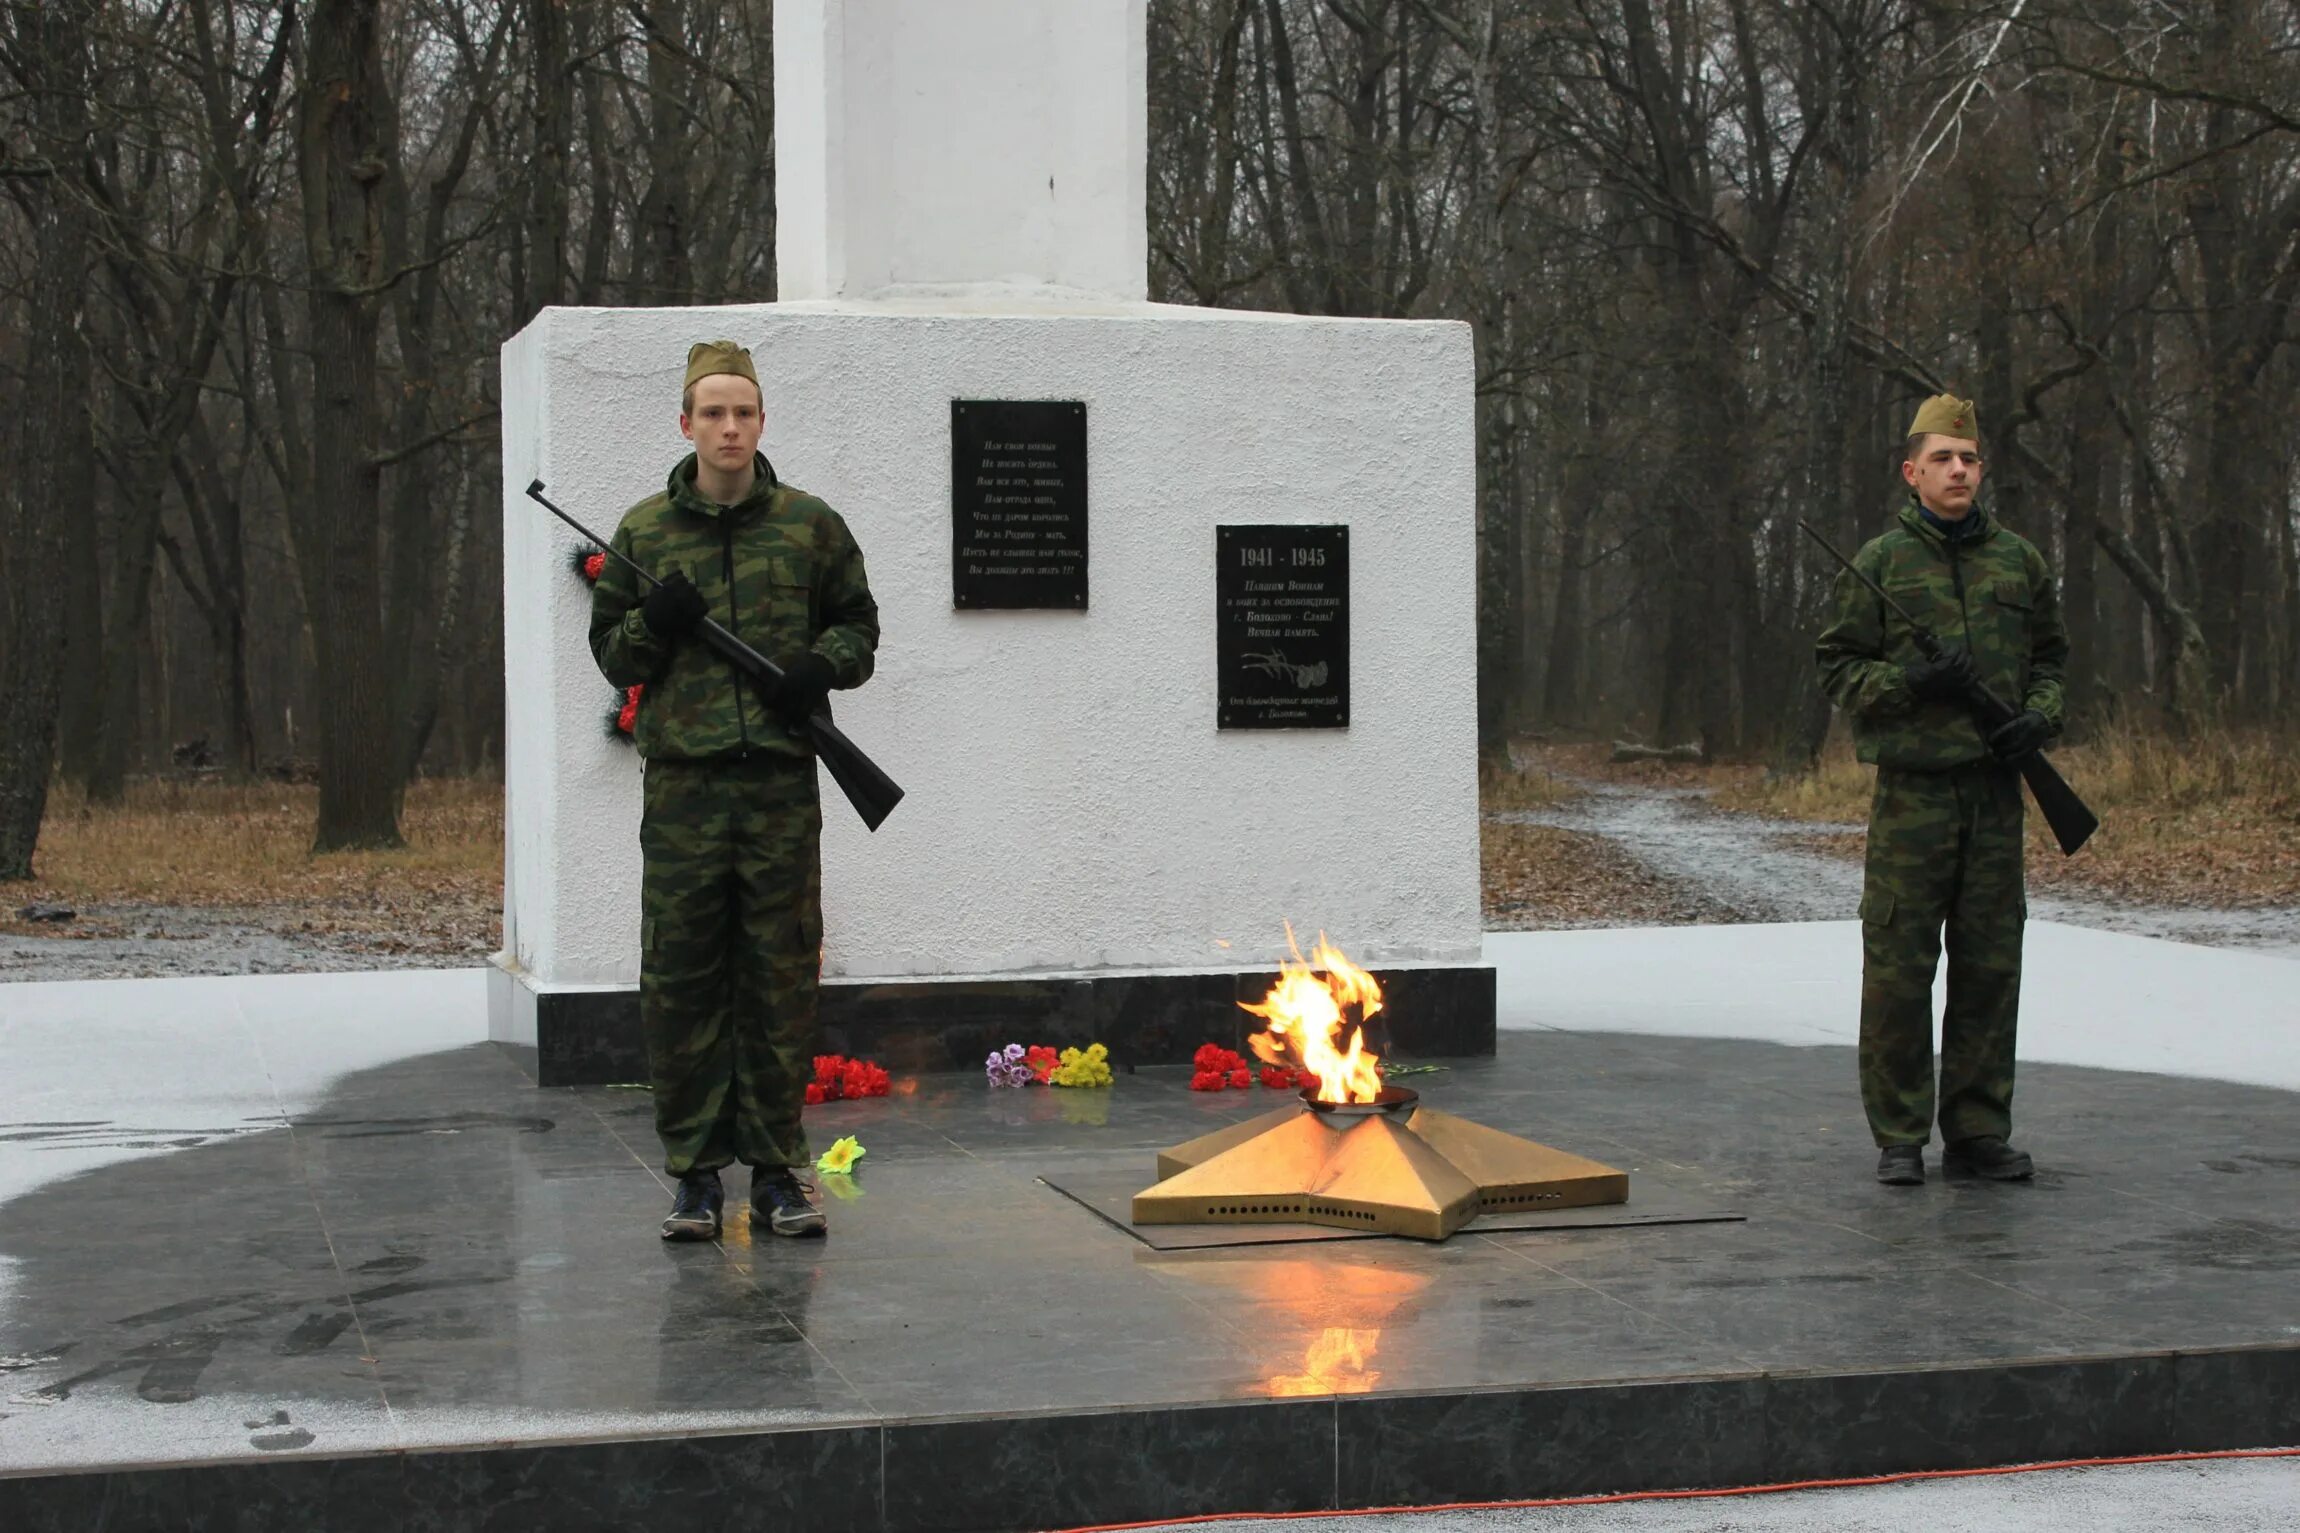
[1951, 665, 2098, 857]
[2014, 751, 2098, 857]
[525, 480, 905, 832]
[687, 622, 905, 832]
[1797, 518, 2097, 857]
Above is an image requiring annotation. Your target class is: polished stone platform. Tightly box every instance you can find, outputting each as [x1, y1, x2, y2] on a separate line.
[2, 956, 2296, 1531]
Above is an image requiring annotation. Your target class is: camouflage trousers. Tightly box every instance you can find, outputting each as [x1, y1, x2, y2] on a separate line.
[1858, 762, 2027, 1147]
[639, 756, 823, 1176]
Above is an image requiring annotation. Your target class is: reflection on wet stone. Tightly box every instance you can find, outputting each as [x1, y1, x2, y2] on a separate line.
[0, 1033, 2295, 1522]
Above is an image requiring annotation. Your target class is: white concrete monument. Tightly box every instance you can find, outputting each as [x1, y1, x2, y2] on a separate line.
[493, 0, 1487, 1082]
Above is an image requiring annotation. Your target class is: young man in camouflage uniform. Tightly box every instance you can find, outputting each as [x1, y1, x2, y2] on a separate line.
[1815, 395, 2067, 1186]
[590, 340, 880, 1239]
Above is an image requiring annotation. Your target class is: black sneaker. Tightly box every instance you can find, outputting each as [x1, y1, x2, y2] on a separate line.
[660, 1170, 724, 1240]
[1876, 1145, 1925, 1185]
[751, 1169, 828, 1238]
[1944, 1136, 2034, 1180]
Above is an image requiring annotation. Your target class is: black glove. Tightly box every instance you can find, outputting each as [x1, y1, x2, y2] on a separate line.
[1987, 708, 2053, 762]
[764, 650, 836, 726]
[641, 570, 708, 641]
[1903, 647, 1978, 704]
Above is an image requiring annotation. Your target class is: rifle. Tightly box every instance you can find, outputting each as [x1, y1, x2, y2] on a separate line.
[1799, 519, 2097, 857]
[527, 480, 905, 832]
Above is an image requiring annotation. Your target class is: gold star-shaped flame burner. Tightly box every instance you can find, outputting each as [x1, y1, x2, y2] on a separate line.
[1131, 1091, 1628, 1242]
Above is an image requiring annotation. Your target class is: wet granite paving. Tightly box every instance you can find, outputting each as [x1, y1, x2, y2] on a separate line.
[2, 1027, 2295, 1529]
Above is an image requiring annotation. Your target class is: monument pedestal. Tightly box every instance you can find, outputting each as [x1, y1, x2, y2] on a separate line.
[490, 951, 1493, 1087]
[498, 301, 1488, 1078]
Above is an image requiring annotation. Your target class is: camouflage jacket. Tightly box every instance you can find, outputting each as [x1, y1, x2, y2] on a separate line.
[1814, 500, 2067, 770]
[589, 453, 879, 763]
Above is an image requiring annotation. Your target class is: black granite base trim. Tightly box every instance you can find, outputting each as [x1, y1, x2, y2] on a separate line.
[505, 965, 1498, 1087]
[1762, 1354, 2177, 1482]
[5, 1346, 2296, 1532]
[1337, 1375, 1770, 1506]
[0, 1428, 885, 1533]
[2170, 1344, 2300, 1451]
[883, 1401, 1336, 1533]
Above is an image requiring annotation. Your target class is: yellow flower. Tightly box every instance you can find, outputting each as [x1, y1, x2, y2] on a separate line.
[1050, 1042, 1115, 1088]
[816, 1135, 866, 1175]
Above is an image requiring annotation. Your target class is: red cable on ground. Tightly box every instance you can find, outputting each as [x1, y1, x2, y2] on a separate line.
[1053, 1446, 2300, 1533]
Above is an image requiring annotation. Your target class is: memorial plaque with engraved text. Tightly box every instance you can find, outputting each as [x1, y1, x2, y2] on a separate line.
[1217, 525, 1349, 729]
[952, 400, 1088, 609]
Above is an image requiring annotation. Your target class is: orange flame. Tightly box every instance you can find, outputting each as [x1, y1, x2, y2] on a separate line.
[1240, 926, 1384, 1103]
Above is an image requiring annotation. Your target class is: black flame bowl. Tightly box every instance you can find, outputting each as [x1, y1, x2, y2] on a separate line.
[1300, 1084, 1420, 1116]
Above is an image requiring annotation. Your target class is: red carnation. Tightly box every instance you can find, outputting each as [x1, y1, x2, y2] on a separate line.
[1189, 1070, 1226, 1092]
[1227, 1066, 1251, 1090]
[583, 551, 606, 583]
[840, 1059, 891, 1099]
[813, 1055, 847, 1087]
[616, 685, 642, 735]
[803, 1082, 827, 1106]
[1260, 1066, 1296, 1090]
[1193, 1043, 1250, 1078]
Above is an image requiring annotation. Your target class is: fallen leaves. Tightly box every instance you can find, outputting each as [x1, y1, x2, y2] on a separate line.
[1481, 821, 1715, 929]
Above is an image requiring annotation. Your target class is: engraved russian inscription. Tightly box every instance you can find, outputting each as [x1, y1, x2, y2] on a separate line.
[1217, 525, 1349, 729]
[952, 400, 1088, 609]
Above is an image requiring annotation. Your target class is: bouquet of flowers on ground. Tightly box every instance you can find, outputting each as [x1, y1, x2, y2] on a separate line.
[985, 1042, 1068, 1086]
[1190, 1043, 1252, 1091]
[805, 1054, 892, 1105]
[1191, 1042, 1304, 1091]
[1049, 1042, 1114, 1088]
[986, 1044, 1035, 1087]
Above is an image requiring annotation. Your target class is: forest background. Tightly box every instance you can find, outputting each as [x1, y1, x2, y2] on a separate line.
[1, 0, 2296, 888]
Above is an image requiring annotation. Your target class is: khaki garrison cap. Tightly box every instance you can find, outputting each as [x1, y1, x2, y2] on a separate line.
[683, 339, 758, 393]
[1908, 394, 1980, 442]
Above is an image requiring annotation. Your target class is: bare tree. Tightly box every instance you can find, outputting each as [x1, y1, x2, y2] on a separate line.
[0, 0, 95, 879]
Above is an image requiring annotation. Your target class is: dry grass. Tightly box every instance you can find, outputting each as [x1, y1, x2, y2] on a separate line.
[1479, 750, 1583, 811]
[1710, 739, 1871, 823]
[1705, 720, 2300, 907]
[3, 776, 502, 951]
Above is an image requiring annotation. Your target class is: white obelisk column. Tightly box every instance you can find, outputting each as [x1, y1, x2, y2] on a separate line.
[773, 0, 1148, 301]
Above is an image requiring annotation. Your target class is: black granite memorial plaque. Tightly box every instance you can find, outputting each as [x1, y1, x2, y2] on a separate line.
[1217, 524, 1349, 729]
[952, 399, 1088, 609]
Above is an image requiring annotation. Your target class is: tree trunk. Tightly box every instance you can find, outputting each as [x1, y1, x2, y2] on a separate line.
[520, 0, 572, 323]
[166, 417, 261, 775]
[634, 0, 691, 304]
[297, 0, 407, 850]
[2096, 522, 2210, 735]
[87, 437, 169, 803]
[52, 503, 104, 787]
[0, 0, 94, 879]
[1541, 370, 1604, 725]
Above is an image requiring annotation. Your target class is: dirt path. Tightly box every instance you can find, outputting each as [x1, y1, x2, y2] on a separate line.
[1491, 776, 2300, 958]
[0, 902, 495, 983]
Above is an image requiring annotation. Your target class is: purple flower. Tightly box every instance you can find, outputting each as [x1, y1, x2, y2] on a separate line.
[985, 1045, 1035, 1087]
